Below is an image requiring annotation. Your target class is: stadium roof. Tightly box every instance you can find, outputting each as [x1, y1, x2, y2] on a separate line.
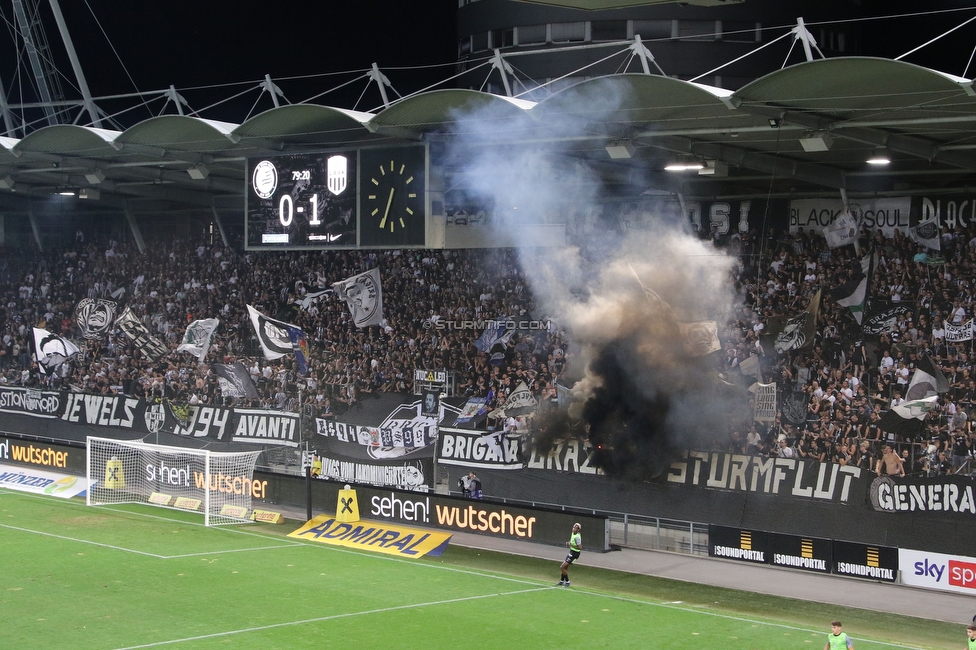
[1, 56, 975, 217]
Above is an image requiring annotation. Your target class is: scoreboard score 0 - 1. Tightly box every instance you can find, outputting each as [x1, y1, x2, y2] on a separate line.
[244, 145, 427, 250]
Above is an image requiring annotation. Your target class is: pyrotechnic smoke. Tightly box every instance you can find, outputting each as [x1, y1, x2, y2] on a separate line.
[448, 81, 748, 479]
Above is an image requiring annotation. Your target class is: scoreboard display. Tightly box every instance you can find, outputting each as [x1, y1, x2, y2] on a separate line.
[245, 145, 427, 250]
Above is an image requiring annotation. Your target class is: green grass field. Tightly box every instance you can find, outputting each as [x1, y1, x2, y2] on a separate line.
[0, 488, 961, 649]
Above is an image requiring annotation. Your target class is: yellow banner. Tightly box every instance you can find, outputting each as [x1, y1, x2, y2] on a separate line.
[289, 515, 451, 558]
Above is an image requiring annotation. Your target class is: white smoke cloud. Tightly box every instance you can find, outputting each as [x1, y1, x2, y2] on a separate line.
[445, 81, 748, 457]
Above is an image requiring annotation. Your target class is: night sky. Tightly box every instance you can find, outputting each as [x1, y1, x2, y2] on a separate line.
[1, 1, 974, 126]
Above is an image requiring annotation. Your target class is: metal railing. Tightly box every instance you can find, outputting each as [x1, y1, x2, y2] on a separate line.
[482, 493, 709, 556]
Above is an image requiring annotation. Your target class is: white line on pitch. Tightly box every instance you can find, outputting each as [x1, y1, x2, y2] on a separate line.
[112, 586, 554, 649]
[162, 543, 303, 559]
[0, 522, 169, 558]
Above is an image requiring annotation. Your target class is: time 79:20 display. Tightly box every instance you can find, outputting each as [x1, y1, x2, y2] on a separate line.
[246, 151, 358, 249]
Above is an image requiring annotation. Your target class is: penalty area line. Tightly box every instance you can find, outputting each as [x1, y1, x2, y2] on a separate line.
[112, 586, 554, 649]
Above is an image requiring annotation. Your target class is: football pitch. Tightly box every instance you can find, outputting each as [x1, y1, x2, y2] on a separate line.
[0, 489, 960, 649]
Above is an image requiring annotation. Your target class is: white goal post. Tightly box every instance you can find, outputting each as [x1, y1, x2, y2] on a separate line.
[86, 436, 264, 526]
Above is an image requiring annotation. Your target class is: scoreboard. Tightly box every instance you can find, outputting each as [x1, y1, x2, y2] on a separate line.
[245, 145, 427, 250]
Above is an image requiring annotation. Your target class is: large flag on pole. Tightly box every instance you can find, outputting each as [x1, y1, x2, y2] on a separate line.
[332, 268, 383, 328]
[773, 290, 821, 354]
[878, 395, 939, 437]
[910, 217, 941, 251]
[905, 355, 949, 401]
[679, 321, 721, 356]
[212, 362, 259, 399]
[829, 252, 874, 325]
[823, 210, 859, 249]
[247, 305, 297, 360]
[286, 325, 310, 375]
[177, 318, 220, 362]
[115, 307, 169, 361]
[31, 327, 80, 375]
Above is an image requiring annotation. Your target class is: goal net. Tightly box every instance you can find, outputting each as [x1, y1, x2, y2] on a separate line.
[86, 437, 264, 526]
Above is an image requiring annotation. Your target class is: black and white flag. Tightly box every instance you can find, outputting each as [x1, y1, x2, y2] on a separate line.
[823, 210, 859, 249]
[830, 253, 874, 325]
[177, 318, 220, 362]
[75, 298, 117, 340]
[862, 305, 913, 336]
[491, 380, 537, 418]
[31, 327, 80, 375]
[910, 217, 941, 251]
[773, 290, 821, 354]
[212, 362, 259, 399]
[680, 321, 721, 356]
[332, 268, 383, 328]
[879, 395, 939, 437]
[246, 305, 295, 360]
[905, 355, 949, 401]
[115, 307, 168, 361]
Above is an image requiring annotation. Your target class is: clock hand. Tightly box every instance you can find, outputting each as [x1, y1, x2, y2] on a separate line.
[379, 186, 395, 229]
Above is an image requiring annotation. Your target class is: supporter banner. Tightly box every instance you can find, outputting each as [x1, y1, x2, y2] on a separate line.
[436, 428, 523, 469]
[684, 199, 768, 237]
[115, 307, 168, 361]
[753, 382, 776, 422]
[666, 451, 864, 503]
[314, 396, 460, 460]
[0, 386, 63, 419]
[831, 540, 898, 582]
[900, 548, 976, 595]
[58, 394, 298, 447]
[524, 438, 602, 474]
[314, 452, 433, 491]
[414, 369, 448, 384]
[945, 320, 974, 343]
[869, 475, 976, 517]
[790, 197, 911, 238]
[915, 194, 976, 231]
[177, 318, 220, 361]
[224, 408, 300, 448]
[313, 421, 434, 462]
[290, 514, 452, 558]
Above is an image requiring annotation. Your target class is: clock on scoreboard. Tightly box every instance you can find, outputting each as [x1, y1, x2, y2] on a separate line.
[245, 145, 427, 250]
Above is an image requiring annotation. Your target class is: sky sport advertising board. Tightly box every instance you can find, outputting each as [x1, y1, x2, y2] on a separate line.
[900, 548, 976, 595]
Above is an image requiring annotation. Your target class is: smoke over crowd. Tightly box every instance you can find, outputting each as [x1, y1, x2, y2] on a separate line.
[448, 82, 750, 479]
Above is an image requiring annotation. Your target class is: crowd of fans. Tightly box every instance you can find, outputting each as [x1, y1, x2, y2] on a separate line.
[0, 236, 568, 426]
[1, 217, 974, 478]
[719, 224, 976, 477]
